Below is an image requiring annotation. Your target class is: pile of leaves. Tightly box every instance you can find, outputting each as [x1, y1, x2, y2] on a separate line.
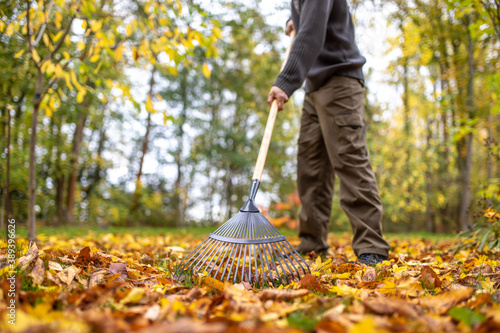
[1, 230, 500, 332]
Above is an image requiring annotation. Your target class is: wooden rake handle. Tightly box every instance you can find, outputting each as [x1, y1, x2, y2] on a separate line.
[252, 30, 296, 181]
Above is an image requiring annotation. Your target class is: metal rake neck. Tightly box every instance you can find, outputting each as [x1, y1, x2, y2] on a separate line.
[239, 179, 260, 213]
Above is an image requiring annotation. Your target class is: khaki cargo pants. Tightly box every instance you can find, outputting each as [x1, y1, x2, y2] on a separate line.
[297, 75, 390, 257]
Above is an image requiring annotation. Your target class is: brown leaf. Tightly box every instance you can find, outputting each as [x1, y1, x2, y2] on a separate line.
[27, 258, 45, 285]
[363, 297, 419, 318]
[18, 243, 39, 271]
[472, 264, 494, 274]
[56, 265, 78, 285]
[186, 287, 205, 300]
[420, 266, 442, 289]
[334, 263, 362, 274]
[259, 288, 309, 302]
[316, 319, 348, 333]
[202, 276, 225, 293]
[78, 246, 91, 259]
[89, 268, 107, 288]
[109, 262, 127, 281]
[417, 287, 474, 314]
[362, 267, 376, 281]
[300, 274, 327, 293]
[48, 261, 63, 272]
[466, 293, 491, 309]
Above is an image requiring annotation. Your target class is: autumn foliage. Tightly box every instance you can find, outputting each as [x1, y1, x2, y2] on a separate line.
[1, 230, 500, 332]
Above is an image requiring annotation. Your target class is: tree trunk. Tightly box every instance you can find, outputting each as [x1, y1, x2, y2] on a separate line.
[174, 69, 188, 227]
[131, 66, 156, 212]
[425, 117, 434, 233]
[458, 18, 475, 231]
[486, 109, 493, 208]
[3, 106, 12, 237]
[28, 71, 43, 241]
[66, 110, 87, 223]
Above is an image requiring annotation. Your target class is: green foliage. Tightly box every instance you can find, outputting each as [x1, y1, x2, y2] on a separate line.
[449, 307, 485, 327]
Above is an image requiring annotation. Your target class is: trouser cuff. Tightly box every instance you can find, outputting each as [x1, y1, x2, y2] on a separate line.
[356, 247, 389, 257]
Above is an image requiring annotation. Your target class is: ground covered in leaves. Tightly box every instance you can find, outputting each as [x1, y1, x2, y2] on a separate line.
[1, 230, 500, 332]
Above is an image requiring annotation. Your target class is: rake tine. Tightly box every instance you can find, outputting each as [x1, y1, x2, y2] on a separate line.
[273, 241, 295, 282]
[194, 240, 222, 274]
[219, 243, 235, 280]
[207, 241, 228, 276]
[226, 214, 248, 282]
[253, 244, 260, 286]
[232, 244, 243, 283]
[187, 239, 217, 271]
[264, 242, 282, 284]
[180, 239, 214, 273]
[283, 240, 310, 275]
[175, 239, 208, 275]
[254, 216, 273, 283]
[227, 243, 241, 282]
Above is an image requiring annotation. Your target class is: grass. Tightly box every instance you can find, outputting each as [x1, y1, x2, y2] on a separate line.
[11, 225, 456, 241]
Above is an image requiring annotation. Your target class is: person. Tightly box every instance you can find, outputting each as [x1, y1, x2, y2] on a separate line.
[267, 0, 390, 266]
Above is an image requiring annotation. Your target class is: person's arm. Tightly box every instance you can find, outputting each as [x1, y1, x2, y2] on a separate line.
[273, 0, 334, 98]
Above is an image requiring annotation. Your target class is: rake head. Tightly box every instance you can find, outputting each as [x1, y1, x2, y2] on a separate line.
[175, 179, 310, 286]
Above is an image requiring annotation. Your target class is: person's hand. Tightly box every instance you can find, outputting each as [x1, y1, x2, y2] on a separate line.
[285, 19, 295, 36]
[268, 86, 289, 111]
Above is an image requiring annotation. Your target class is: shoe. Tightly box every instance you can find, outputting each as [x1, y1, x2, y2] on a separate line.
[357, 253, 389, 267]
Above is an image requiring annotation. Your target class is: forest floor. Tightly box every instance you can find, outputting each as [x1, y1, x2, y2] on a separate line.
[1, 227, 499, 332]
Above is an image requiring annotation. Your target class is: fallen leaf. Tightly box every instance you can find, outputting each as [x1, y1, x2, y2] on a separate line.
[18, 243, 39, 271]
[417, 287, 474, 314]
[89, 268, 107, 287]
[420, 266, 442, 289]
[56, 265, 78, 285]
[362, 267, 376, 281]
[259, 288, 309, 301]
[363, 297, 419, 318]
[48, 261, 63, 271]
[109, 262, 127, 281]
[27, 258, 45, 285]
[202, 276, 225, 293]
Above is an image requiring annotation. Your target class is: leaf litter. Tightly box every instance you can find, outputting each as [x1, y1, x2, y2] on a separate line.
[0, 232, 499, 332]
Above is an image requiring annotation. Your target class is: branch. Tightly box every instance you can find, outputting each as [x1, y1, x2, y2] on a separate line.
[49, 15, 75, 59]
[33, 0, 54, 46]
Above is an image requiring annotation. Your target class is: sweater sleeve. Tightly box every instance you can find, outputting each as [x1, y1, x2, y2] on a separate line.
[273, 0, 334, 97]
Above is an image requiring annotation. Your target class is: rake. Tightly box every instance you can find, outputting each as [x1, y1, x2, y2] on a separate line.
[175, 31, 310, 286]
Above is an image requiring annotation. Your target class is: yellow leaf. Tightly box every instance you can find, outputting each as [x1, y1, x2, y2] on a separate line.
[126, 24, 133, 37]
[53, 31, 63, 43]
[120, 287, 145, 304]
[42, 34, 50, 47]
[481, 278, 495, 293]
[349, 317, 379, 333]
[81, 20, 87, 30]
[379, 279, 397, 296]
[6, 23, 14, 36]
[54, 11, 63, 29]
[77, 41, 86, 51]
[114, 45, 124, 62]
[90, 54, 100, 63]
[77, 89, 86, 103]
[14, 49, 25, 58]
[63, 51, 70, 60]
[32, 49, 41, 63]
[202, 63, 211, 79]
[45, 105, 53, 118]
[90, 20, 103, 33]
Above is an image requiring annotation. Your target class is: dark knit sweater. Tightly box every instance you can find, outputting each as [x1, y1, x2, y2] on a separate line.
[274, 0, 366, 97]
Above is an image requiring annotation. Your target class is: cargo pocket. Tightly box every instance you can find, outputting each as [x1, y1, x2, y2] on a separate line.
[334, 112, 365, 155]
